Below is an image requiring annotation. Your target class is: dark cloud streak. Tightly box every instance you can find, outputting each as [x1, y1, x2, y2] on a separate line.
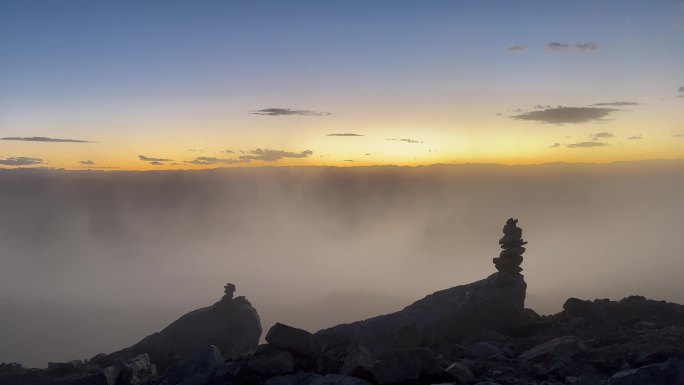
[511, 106, 619, 124]
[250, 108, 331, 116]
[1, 137, 93, 143]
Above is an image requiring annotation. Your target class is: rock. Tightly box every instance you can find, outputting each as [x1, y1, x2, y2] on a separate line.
[102, 354, 156, 385]
[264, 373, 371, 385]
[494, 218, 527, 275]
[370, 348, 444, 384]
[266, 322, 323, 359]
[464, 342, 504, 360]
[309, 374, 373, 385]
[563, 298, 614, 327]
[608, 357, 684, 385]
[247, 349, 295, 376]
[519, 336, 587, 364]
[160, 345, 225, 385]
[340, 345, 376, 377]
[445, 362, 474, 384]
[92, 285, 261, 373]
[316, 273, 527, 356]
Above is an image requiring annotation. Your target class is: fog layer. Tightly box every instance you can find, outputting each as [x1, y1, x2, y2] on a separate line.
[1, 161, 683, 367]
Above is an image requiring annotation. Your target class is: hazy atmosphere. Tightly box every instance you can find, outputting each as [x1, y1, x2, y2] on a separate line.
[2, 2, 684, 383]
[2, 161, 683, 367]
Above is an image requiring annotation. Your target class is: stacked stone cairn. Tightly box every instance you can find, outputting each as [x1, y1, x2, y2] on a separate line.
[493, 218, 526, 274]
[223, 282, 236, 301]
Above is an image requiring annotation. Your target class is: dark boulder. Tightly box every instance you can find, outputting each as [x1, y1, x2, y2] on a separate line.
[247, 347, 295, 376]
[160, 345, 226, 385]
[316, 272, 527, 356]
[563, 298, 615, 327]
[266, 323, 323, 359]
[608, 357, 684, 385]
[370, 348, 444, 385]
[93, 295, 261, 373]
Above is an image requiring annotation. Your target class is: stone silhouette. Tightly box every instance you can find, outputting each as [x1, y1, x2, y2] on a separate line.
[223, 282, 236, 301]
[493, 218, 526, 274]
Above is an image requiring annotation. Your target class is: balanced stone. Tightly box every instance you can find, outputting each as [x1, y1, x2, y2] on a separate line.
[493, 218, 526, 274]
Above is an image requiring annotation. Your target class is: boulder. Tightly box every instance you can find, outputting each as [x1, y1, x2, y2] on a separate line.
[519, 336, 587, 364]
[316, 272, 527, 356]
[102, 354, 156, 385]
[563, 298, 614, 327]
[264, 373, 371, 385]
[160, 345, 225, 385]
[93, 295, 261, 373]
[266, 323, 323, 359]
[340, 345, 376, 377]
[444, 362, 474, 384]
[247, 349, 295, 376]
[464, 342, 504, 361]
[370, 348, 444, 384]
[608, 358, 684, 385]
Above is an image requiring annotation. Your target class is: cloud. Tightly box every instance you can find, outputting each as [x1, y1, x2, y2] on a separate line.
[549, 143, 560, 148]
[546, 42, 571, 51]
[672, 132, 684, 138]
[545, 42, 599, 52]
[567, 142, 609, 148]
[575, 42, 599, 51]
[627, 135, 643, 140]
[221, 150, 234, 154]
[188, 149, 205, 153]
[139, 155, 172, 162]
[0, 157, 45, 166]
[240, 149, 313, 162]
[591, 102, 640, 106]
[344, 160, 354, 162]
[511, 106, 619, 124]
[679, 87, 684, 93]
[387, 138, 423, 144]
[506, 45, 527, 52]
[79, 160, 95, 165]
[250, 108, 331, 116]
[1, 136, 92, 143]
[326, 133, 364, 137]
[186, 149, 314, 165]
[185, 157, 247, 165]
[150, 161, 165, 165]
[592, 132, 615, 140]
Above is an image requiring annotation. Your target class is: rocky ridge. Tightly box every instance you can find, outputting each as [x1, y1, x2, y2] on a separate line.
[2, 219, 684, 385]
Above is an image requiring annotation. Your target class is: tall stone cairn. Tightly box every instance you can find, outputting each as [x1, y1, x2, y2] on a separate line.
[493, 218, 526, 274]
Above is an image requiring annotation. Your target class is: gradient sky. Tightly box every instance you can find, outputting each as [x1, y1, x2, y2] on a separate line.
[1, 0, 683, 170]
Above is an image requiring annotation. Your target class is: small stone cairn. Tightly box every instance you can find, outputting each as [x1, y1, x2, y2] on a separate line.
[223, 282, 236, 301]
[493, 218, 526, 274]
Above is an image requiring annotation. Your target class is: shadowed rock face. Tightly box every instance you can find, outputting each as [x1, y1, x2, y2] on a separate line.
[315, 272, 527, 356]
[92, 296, 261, 373]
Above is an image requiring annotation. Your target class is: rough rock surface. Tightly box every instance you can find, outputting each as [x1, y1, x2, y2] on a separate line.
[316, 272, 527, 356]
[92, 293, 261, 373]
[266, 323, 323, 359]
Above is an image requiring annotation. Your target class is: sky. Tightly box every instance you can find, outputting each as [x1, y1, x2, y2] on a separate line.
[1, 0, 683, 170]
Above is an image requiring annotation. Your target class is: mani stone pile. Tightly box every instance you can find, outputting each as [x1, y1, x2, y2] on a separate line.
[493, 218, 526, 274]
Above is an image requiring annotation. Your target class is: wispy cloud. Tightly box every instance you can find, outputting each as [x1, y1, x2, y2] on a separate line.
[139, 155, 172, 162]
[250, 108, 331, 116]
[567, 142, 609, 148]
[185, 156, 247, 165]
[326, 133, 364, 137]
[591, 102, 640, 106]
[186, 148, 314, 165]
[592, 132, 615, 140]
[672, 131, 684, 138]
[549, 143, 560, 148]
[221, 150, 234, 154]
[506, 45, 527, 52]
[545, 42, 599, 52]
[1, 136, 93, 143]
[0, 157, 45, 166]
[387, 138, 423, 144]
[149, 161, 165, 166]
[240, 149, 313, 162]
[679, 86, 684, 93]
[79, 160, 95, 165]
[627, 135, 643, 140]
[511, 106, 619, 124]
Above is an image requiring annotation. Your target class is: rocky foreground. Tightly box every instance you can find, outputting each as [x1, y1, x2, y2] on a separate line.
[2, 220, 684, 385]
[2, 277, 684, 385]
